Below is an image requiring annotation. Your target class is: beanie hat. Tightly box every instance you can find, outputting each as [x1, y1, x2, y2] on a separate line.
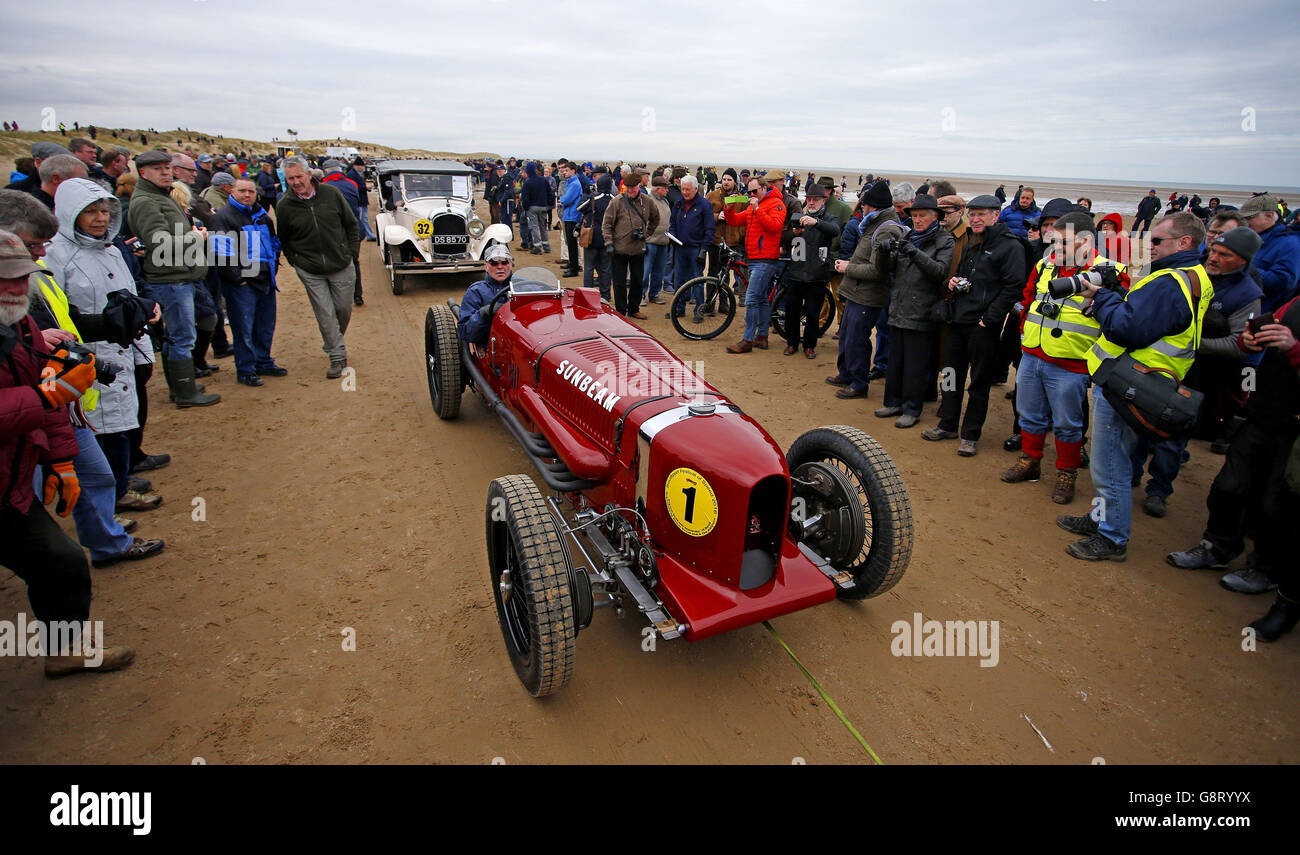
[1212, 227, 1262, 263]
[722, 167, 738, 181]
[862, 181, 893, 210]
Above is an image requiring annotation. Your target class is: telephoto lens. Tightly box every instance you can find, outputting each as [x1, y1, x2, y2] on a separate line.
[1046, 269, 1103, 299]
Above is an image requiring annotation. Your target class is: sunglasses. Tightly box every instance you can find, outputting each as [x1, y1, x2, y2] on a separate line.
[487, 259, 512, 267]
[748, 189, 760, 195]
[1150, 236, 1180, 246]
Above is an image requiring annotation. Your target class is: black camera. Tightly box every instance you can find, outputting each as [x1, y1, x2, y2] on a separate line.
[631, 228, 645, 241]
[881, 236, 901, 254]
[1039, 300, 1061, 319]
[1046, 265, 1120, 299]
[64, 341, 121, 386]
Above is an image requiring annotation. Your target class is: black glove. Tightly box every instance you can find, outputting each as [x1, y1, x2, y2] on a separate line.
[900, 240, 918, 257]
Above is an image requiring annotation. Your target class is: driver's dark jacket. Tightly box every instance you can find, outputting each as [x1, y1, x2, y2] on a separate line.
[458, 275, 511, 345]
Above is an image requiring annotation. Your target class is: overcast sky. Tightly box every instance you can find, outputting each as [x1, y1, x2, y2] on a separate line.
[3, 0, 1296, 188]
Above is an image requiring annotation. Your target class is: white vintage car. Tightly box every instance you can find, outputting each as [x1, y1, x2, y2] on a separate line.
[374, 159, 512, 294]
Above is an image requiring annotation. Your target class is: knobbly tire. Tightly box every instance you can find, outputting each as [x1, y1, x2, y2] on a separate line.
[787, 425, 913, 599]
[771, 283, 836, 340]
[485, 475, 577, 697]
[424, 306, 462, 419]
[670, 276, 737, 340]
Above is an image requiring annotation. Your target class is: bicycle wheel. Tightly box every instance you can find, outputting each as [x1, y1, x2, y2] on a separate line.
[772, 282, 838, 340]
[670, 276, 736, 340]
[815, 284, 837, 335]
[771, 282, 790, 341]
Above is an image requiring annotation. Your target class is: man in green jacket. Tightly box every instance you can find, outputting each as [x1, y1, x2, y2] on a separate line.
[127, 150, 220, 407]
[275, 156, 359, 378]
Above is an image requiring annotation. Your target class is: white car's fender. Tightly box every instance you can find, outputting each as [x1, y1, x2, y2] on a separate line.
[383, 223, 430, 262]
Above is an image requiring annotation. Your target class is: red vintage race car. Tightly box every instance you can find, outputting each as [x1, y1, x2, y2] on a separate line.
[424, 268, 913, 697]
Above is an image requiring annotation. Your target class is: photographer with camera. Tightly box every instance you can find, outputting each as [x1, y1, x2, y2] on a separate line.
[1057, 212, 1213, 562]
[1164, 289, 1300, 640]
[873, 195, 955, 427]
[0, 192, 164, 568]
[921, 195, 1026, 456]
[1001, 212, 1129, 504]
[602, 173, 660, 319]
[0, 230, 136, 676]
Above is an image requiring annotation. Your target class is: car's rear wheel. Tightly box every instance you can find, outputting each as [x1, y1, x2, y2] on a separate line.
[425, 305, 462, 419]
[486, 475, 576, 698]
[787, 425, 913, 599]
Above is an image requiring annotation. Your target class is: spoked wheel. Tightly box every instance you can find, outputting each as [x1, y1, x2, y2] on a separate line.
[787, 425, 913, 599]
[771, 282, 837, 340]
[486, 475, 576, 697]
[670, 276, 736, 340]
[424, 305, 462, 419]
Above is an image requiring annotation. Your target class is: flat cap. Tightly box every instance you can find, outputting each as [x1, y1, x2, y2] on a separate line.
[134, 150, 171, 167]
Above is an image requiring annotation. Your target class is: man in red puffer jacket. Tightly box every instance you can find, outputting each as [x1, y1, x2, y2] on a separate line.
[725, 170, 788, 352]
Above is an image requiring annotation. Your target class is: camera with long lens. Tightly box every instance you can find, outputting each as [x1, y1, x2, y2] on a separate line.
[1046, 265, 1120, 299]
[62, 341, 120, 386]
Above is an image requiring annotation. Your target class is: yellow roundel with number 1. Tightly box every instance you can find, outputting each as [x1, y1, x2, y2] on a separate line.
[413, 218, 433, 238]
[664, 468, 719, 537]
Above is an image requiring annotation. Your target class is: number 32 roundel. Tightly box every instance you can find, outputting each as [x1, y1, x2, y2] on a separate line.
[664, 468, 719, 537]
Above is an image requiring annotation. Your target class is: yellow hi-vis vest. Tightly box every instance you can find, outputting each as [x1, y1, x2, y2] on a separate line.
[31, 263, 99, 411]
[1021, 254, 1126, 361]
[1085, 264, 1213, 382]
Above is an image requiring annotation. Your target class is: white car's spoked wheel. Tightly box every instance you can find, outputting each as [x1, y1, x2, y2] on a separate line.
[424, 306, 462, 419]
[787, 425, 913, 599]
[486, 475, 576, 697]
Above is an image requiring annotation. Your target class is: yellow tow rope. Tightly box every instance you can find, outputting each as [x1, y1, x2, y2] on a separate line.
[763, 620, 883, 765]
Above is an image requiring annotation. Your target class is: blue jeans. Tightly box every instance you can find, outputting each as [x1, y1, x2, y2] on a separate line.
[663, 244, 676, 292]
[1090, 392, 1138, 546]
[1131, 434, 1191, 498]
[671, 246, 704, 315]
[70, 425, 132, 560]
[1016, 354, 1089, 443]
[644, 243, 669, 300]
[222, 282, 278, 376]
[358, 204, 375, 239]
[152, 280, 198, 360]
[835, 301, 885, 392]
[742, 259, 780, 341]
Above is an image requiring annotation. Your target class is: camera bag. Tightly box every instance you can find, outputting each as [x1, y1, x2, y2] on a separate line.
[1091, 268, 1204, 441]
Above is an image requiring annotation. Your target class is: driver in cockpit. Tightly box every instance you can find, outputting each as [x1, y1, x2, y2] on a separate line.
[458, 243, 515, 356]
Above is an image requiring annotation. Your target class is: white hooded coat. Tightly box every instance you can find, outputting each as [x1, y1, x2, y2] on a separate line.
[45, 178, 147, 434]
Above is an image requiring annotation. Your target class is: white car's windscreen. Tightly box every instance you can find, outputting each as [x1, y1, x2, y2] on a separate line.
[400, 173, 470, 200]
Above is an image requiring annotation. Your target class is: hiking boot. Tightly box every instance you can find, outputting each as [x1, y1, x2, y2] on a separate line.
[783, 345, 798, 356]
[1220, 566, 1278, 595]
[1003, 433, 1022, 452]
[874, 406, 902, 418]
[46, 646, 135, 678]
[957, 439, 978, 457]
[1166, 540, 1228, 570]
[327, 358, 347, 379]
[1066, 533, 1127, 562]
[115, 490, 162, 512]
[835, 386, 868, 399]
[1052, 469, 1077, 504]
[895, 413, 919, 429]
[1142, 493, 1168, 518]
[1001, 455, 1041, 483]
[824, 375, 849, 387]
[1057, 514, 1099, 536]
[921, 427, 958, 441]
[1248, 595, 1300, 642]
[726, 339, 753, 354]
[754, 335, 770, 350]
[131, 453, 171, 473]
[91, 537, 165, 568]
